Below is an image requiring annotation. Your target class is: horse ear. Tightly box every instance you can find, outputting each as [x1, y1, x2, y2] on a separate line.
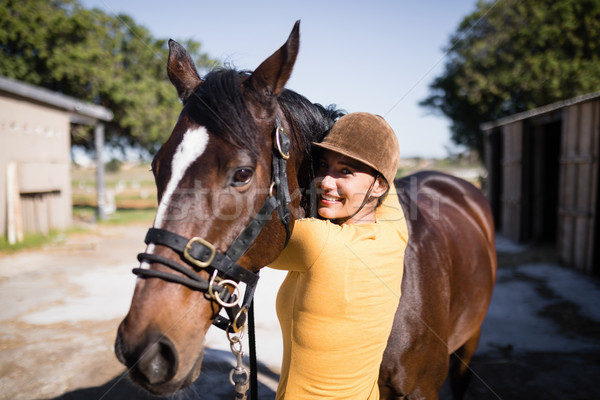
[245, 20, 300, 103]
[167, 39, 203, 104]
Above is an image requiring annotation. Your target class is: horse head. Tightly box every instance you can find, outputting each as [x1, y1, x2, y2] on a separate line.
[114, 21, 314, 395]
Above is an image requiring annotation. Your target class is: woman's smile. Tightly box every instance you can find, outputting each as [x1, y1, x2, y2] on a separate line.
[319, 193, 343, 205]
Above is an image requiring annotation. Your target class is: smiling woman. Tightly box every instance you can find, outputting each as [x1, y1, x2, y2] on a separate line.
[315, 150, 387, 224]
[313, 112, 400, 222]
[268, 112, 409, 399]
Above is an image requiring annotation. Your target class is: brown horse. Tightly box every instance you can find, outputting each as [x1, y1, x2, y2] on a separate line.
[115, 21, 497, 399]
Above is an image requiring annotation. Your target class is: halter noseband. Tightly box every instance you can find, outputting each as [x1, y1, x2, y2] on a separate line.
[133, 116, 292, 333]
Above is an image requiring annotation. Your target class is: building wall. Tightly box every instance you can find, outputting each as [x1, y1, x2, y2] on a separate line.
[500, 121, 524, 241]
[0, 94, 72, 236]
[558, 100, 599, 274]
[484, 97, 599, 274]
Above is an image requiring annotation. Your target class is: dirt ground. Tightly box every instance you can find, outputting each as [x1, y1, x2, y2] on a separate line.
[1, 223, 599, 400]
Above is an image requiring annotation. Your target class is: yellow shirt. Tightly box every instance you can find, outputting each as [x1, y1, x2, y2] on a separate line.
[269, 186, 408, 399]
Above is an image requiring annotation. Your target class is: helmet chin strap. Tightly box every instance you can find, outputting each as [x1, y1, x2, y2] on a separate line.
[332, 173, 379, 225]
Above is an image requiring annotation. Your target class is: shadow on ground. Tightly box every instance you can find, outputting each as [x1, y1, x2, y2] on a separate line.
[46, 349, 279, 400]
[460, 351, 600, 400]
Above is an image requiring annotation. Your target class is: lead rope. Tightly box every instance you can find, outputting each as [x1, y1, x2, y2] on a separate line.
[248, 300, 258, 400]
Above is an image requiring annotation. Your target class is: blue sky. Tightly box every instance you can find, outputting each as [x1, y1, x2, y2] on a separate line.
[81, 0, 479, 158]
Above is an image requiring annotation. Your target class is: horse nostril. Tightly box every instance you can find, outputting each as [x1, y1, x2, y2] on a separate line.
[136, 336, 179, 385]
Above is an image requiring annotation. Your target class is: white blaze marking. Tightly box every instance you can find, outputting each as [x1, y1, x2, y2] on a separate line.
[139, 127, 209, 269]
[155, 126, 209, 227]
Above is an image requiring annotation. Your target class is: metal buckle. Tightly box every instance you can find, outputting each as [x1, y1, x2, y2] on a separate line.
[184, 237, 216, 268]
[275, 126, 290, 160]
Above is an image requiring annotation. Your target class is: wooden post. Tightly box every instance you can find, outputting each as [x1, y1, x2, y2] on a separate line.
[95, 123, 106, 221]
[6, 162, 24, 244]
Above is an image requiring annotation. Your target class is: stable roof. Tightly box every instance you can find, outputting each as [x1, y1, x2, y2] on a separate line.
[481, 91, 600, 132]
[0, 76, 113, 124]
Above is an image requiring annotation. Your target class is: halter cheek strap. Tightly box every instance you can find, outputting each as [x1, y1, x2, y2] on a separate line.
[133, 116, 292, 332]
[273, 115, 292, 245]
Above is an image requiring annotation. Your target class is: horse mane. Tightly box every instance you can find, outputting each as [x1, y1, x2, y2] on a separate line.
[189, 69, 261, 154]
[190, 67, 344, 156]
[278, 89, 345, 153]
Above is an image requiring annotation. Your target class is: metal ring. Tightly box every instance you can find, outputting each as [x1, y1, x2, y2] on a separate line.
[183, 237, 216, 268]
[209, 270, 242, 308]
[229, 367, 250, 386]
[269, 182, 275, 197]
[275, 126, 290, 160]
[230, 339, 243, 354]
[227, 325, 245, 344]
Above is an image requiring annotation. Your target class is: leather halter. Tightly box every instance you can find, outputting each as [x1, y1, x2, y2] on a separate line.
[133, 116, 292, 333]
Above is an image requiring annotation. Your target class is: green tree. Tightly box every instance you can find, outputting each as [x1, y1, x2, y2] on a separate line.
[0, 0, 218, 153]
[420, 0, 600, 157]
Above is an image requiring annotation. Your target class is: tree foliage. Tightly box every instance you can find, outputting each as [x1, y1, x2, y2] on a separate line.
[420, 0, 600, 156]
[0, 0, 219, 154]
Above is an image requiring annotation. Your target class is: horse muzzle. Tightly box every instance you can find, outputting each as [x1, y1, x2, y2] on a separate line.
[114, 324, 203, 395]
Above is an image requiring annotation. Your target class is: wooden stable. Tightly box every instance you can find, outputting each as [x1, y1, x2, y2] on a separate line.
[483, 92, 600, 275]
[0, 76, 112, 242]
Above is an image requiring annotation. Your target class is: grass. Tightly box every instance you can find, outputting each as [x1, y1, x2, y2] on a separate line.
[103, 208, 155, 225]
[0, 230, 67, 254]
[71, 194, 157, 209]
[73, 205, 156, 225]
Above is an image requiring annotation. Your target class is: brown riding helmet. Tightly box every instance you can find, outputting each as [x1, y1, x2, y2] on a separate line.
[313, 112, 400, 185]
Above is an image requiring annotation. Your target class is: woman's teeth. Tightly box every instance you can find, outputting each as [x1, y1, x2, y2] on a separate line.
[321, 194, 341, 202]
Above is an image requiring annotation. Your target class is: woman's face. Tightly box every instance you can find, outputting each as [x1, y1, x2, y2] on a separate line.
[316, 149, 387, 224]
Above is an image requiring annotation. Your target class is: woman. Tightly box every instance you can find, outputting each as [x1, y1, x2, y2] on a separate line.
[269, 112, 409, 399]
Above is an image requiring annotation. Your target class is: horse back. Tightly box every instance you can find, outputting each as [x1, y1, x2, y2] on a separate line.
[379, 171, 497, 397]
[397, 170, 496, 349]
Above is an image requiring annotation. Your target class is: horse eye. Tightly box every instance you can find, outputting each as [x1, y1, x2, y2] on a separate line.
[232, 168, 253, 187]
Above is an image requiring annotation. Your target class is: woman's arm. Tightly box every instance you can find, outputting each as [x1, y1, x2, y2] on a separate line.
[268, 218, 332, 272]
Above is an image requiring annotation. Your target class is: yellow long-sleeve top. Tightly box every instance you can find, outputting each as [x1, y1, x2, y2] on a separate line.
[269, 186, 408, 399]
